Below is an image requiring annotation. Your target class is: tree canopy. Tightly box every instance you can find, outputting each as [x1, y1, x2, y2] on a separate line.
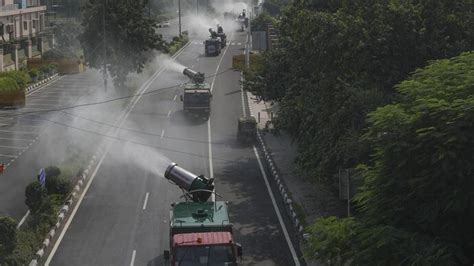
[305, 51, 474, 265]
[80, 0, 165, 87]
[249, 0, 474, 184]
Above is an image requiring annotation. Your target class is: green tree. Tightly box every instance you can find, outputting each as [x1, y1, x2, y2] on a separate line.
[0, 216, 17, 261]
[81, 0, 165, 87]
[305, 52, 474, 265]
[25, 181, 47, 213]
[251, 0, 474, 185]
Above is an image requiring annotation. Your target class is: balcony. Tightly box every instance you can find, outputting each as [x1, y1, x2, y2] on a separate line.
[0, 4, 19, 12]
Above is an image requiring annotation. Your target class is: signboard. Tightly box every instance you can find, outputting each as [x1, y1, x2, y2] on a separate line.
[38, 168, 46, 187]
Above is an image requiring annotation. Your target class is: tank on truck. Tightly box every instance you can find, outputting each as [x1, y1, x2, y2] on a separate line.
[162, 163, 243, 265]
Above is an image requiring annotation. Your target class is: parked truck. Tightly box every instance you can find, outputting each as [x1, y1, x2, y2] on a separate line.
[180, 68, 212, 120]
[163, 163, 243, 265]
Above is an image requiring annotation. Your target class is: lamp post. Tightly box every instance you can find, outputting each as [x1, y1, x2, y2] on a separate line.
[178, 0, 181, 37]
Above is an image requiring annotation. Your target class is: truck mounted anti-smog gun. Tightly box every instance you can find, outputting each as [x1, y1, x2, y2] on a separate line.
[163, 163, 242, 265]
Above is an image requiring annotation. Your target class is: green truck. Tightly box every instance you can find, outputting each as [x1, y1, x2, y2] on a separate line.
[163, 163, 243, 265]
[180, 68, 212, 120]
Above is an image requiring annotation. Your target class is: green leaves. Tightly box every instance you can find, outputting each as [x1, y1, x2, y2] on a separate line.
[0, 216, 17, 262]
[81, 0, 164, 87]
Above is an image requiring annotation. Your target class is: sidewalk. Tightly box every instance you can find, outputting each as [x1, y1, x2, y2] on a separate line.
[247, 91, 345, 265]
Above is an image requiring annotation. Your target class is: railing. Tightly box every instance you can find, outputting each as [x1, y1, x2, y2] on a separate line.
[0, 4, 19, 12]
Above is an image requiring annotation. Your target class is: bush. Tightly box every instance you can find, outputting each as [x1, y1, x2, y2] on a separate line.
[45, 166, 61, 178]
[0, 216, 17, 262]
[0, 76, 20, 94]
[0, 70, 31, 89]
[28, 68, 38, 78]
[46, 175, 72, 197]
[25, 182, 47, 213]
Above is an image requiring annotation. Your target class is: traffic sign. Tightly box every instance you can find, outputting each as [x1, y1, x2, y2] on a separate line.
[38, 168, 46, 186]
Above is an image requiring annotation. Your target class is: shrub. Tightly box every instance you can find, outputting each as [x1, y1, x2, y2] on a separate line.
[28, 68, 38, 78]
[0, 216, 17, 262]
[45, 166, 61, 178]
[24, 181, 47, 213]
[0, 70, 31, 89]
[0, 76, 20, 93]
[45, 175, 72, 197]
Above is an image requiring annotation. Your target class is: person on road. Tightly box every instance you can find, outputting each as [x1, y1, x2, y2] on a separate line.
[217, 24, 223, 34]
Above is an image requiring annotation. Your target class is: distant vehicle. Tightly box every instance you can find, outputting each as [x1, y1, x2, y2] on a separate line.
[180, 68, 212, 119]
[158, 21, 170, 28]
[237, 116, 257, 144]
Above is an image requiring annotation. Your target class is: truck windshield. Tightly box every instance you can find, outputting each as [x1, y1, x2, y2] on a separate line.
[175, 245, 235, 265]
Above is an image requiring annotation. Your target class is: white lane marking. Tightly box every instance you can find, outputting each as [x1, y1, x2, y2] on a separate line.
[240, 75, 246, 117]
[0, 154, 18, 159]
[6, 124, 43, 129]
[207, 32, 233, 202]
[44, 41, 192, 266]
[0, 129, 39, 135]
[253, 146, 301, 266]
[237, 42, 242, 45]
[210, 33, 233, 93]
[17, 210, 30, 228]
[231, 42, 235, 45]
[0, 137, 35, 142]
[142, 192, 150, 210]
[130, 250, 137, 266]
[167, 110, 171, 117]
[173, 95, 177, 101]
[161, 129, 165, 139]
[0, 145, 28, 149]
[207, 120, 214, 202]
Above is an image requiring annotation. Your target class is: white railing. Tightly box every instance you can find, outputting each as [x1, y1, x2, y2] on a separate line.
[0, 4, 19, 12]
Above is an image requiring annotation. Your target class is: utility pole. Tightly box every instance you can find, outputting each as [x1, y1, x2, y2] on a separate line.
[196, 0, 198, 14]
[102, 0, 107, 91]
[178, 0, 182, 37]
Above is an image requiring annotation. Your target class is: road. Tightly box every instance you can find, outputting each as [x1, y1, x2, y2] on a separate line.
[0, 72, 119, 220]
[46, 31, 302, 265]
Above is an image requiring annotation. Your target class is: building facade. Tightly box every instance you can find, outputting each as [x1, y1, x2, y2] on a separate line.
[0, 0, 50, 72]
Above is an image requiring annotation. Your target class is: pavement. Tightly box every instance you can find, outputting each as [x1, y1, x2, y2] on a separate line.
[247, 92, 346, 241]
[44, 30, 303, 266]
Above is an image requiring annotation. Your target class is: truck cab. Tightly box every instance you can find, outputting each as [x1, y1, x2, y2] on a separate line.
[165, 201, 242, 265]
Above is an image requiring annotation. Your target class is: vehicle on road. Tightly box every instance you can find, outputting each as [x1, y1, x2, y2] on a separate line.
[217, 24, 227, 48]
[163, 163, 243, 265]
[204, 38, 221, 56]
[237, 116, 257, 144]
[237, 9, 248, 32]
[158, 21, 170, 28]
[180, 68, 212, 120]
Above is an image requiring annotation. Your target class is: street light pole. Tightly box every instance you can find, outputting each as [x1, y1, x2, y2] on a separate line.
[102, 0, 107, 91]
[178, 0, 182, 37]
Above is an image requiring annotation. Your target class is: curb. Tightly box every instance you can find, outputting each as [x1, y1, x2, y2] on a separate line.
[25, 73, 60, 94]
[246, 90, 306, 237]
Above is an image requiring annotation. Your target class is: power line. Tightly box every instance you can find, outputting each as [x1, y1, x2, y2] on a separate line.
[38, 115, 235, 163]
[58, 109, 229, 145]
[0, 68, 232, 118]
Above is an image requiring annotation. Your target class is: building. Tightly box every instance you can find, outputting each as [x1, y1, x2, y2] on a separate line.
[0, 0, 50, 72]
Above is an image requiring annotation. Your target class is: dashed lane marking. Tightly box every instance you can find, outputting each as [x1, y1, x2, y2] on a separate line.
[161, 129, 165, 139]
[0, 154, 18, 159]
[0, 145, 28, 149]
[142, 192, 150, 210]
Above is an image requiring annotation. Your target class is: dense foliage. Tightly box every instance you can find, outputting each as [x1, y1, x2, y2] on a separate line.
[0, 71, 30, 89]
[81, 0, 165, 87]
[0, 77, 20, 93]
[249, 0, 474, 184]
[305, 52, 474, 265]
[0, 216, 17, 263]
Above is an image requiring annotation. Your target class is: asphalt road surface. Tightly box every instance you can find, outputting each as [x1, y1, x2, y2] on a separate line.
[0, 72, 118, 220]
[46, 31, 302, 265]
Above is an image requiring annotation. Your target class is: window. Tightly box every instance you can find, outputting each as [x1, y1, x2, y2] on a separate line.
[23, 21, 27, 31]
